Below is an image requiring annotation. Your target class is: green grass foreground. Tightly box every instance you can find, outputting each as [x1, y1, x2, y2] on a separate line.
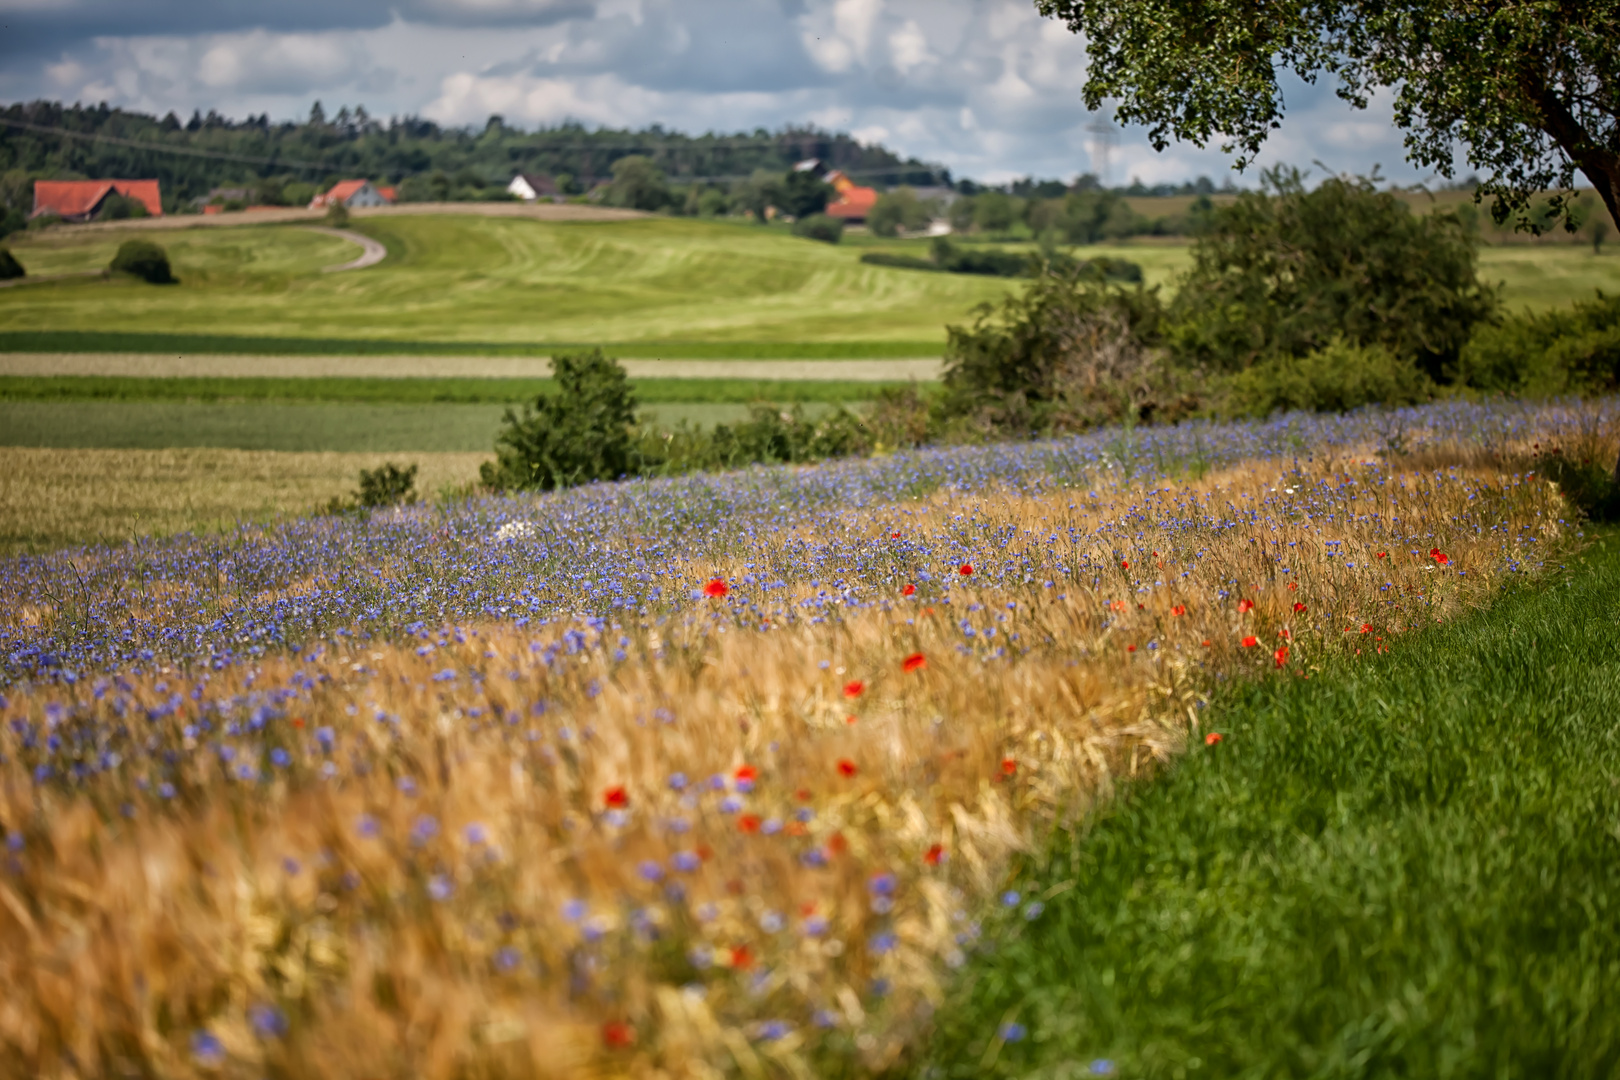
[0, 374, 905, 405]
[923, 532, 1620, 1078]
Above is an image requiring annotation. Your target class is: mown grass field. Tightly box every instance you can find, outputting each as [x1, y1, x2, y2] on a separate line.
[0, 216, 1013, 349]
[925, 524, 1620, 1079]
[0, 400, 1596, 1079]
[3, 216, 1614, 362]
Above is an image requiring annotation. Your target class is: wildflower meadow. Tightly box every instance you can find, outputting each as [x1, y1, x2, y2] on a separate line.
[0, 398, 1608, 1078]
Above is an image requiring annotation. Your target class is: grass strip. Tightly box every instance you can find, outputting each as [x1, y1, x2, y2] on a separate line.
[923, 530, 1620, 1078]
[0, 331, 942, 360]
[0, 375, 904, 406]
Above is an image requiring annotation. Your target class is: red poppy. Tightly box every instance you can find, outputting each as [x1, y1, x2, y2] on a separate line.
[1274, 645, 1289, 668]
[786, 821, 808, 836]
[1121, 560, 1131, 570]
[696, 844, 713, 861]
[846, 714, 858, 724]
[890, 531, 901, 539]
[1433, 551, 1450, 565]
[1205, 732, 1223, 746]
[1000, 758, 1017, 776]
[735, 764, 758, 782]
[902, 652, 927, 672]
[1126, 644, 1137, 653]
[1201, 639, 1212, 647]
[959, 563, 974, 576]
[729, 945, 754, 969]
[902, 583, 917, 596]
[836, 759, 858, 778]
[1242, 635, 1259, 647]
[1376, 552, 1388, 559]
[924, 843, 945, 866]
[1110, 600, 1127, 612]
[292, 717, 305, 728]
[703, 579, 730, 598]
[1237, 599, 1255, 614]
[795, 788, 812, 801]
[738, 814, 762, 833]
[1293, 602, 1307, 613]
[827, 832, 849, 854]
[602, 1021, 636, 1048]
[1170, 604, 1186, 616]
[604, 786, 629, 809]
[1278, 628, 1292, 641]
[1360, 623, 1374, 634]
[843, 680, 865, 698]
[1287, 581, 1299, 591]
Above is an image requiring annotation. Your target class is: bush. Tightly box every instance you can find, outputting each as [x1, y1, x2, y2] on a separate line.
[1223, 339, 1434, 416]
[109, 240, 176, 284]
[868, 188, 937, 237]
[1170, 167, 1496, 381]
[0, 248, 23, 280]
[778, 170, 833, 220]
[1456, 291, 1620, 395]
[603, 156, 672, 212]
[791, 214, 843, 244]
[858, 252, 942, 272]
[939, 263, 1192, 434]
[481, 348, 639, 491]
[325, 202, 350, 228]
[96, 192, 149, 221]
[356, 462, 418, 508]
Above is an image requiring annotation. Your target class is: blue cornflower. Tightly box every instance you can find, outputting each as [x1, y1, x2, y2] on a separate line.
[427, 874, 454, 901]
[1001, 889, 1021, 907]
[999, 1021, 1027, 1042]
[248, 1003, 287, 1039]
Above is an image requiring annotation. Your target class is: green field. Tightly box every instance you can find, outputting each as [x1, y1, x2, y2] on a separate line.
[0, 374, 900, 405]
[0, 216, 1016, 348]
[924, 531, 1620, 1078]
[0, 399, 819, 452]
[4, 216, 1613, 362]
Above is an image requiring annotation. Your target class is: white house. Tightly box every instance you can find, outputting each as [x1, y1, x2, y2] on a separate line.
[507, 173, 560, 202]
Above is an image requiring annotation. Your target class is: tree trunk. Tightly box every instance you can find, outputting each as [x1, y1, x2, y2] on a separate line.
[1519, 65, 1620, 232]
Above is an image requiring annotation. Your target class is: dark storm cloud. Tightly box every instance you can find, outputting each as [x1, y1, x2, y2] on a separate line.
[0, 0, 595, 63]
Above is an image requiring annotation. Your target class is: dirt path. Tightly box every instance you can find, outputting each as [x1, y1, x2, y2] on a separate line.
[28, 202, 648, 235]
[304, 227, 387, 272]
[0, 353, 944, 381]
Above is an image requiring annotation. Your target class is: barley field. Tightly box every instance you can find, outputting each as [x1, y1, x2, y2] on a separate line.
[0, 398, 1599, 1079]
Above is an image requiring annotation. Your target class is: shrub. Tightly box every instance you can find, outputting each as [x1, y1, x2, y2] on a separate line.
[603, 156, 672, 212]
[356, 462, 418, 508]
[481, 348, 638, 491]
[96, 192, 149, 221]
[109, 240, 176, 284]
[868, 188, 937, 237]
[792, 214, 843, 244]
[939, 263, 1192, 434]
[1223, 339, 1434, 416]
[325, 202, 350, 228]
[1456, 291, 1620, 395]
[858, 252, 942, 272]
[0, 248, 23, 280]
[1170, 167, 1496, 381]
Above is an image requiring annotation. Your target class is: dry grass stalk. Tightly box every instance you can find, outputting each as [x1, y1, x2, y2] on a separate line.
[0, 451, 1575, 1078]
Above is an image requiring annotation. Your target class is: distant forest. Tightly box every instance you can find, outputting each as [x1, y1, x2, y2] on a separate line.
[0, 99, 1230, 235]
[0, 99, 946, 215]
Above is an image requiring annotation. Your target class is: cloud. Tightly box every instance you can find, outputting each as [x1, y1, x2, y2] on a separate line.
[0, 0, 1440, 186]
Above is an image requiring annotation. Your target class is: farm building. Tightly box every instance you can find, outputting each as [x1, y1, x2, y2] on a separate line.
[507, 173, 560, 201]
[823, 170, 879, 224]
[32, 179, 163, 221]
[309, 180, 394, 210]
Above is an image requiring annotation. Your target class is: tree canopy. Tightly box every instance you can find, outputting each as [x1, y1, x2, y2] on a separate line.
[1037, 0, 1620, 232]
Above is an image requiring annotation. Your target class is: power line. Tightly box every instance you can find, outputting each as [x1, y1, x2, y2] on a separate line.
[0, 116, 331, 171]
[0, 115, 948, 185]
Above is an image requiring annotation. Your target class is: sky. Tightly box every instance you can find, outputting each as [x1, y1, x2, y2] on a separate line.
[0, 0, 1450, 188]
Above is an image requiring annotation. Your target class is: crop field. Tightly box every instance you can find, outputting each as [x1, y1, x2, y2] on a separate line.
[3, 216, 1614, 363]
[0, 397, 1600, 1079]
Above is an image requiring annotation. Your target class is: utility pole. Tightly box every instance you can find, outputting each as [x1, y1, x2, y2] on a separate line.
[1088, 113, 1118, 188]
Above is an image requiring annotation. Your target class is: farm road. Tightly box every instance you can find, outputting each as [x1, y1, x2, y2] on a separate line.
[305, 227, 387, 272]
[0, 353, 945, 381]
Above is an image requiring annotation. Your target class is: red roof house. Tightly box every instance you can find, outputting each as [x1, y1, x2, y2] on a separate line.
[309, 180, 393, 209]
[32, 179, 163, 221]
[823, 170, 878, 223]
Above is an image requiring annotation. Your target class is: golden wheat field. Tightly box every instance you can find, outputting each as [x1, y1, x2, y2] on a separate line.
[0, 400, 1602, 1078]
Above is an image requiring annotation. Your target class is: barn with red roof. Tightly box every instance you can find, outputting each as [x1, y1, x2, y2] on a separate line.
[822, 170, 879, 224]
[32, 179, 163, 222]
[309, 180, 394, 210]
